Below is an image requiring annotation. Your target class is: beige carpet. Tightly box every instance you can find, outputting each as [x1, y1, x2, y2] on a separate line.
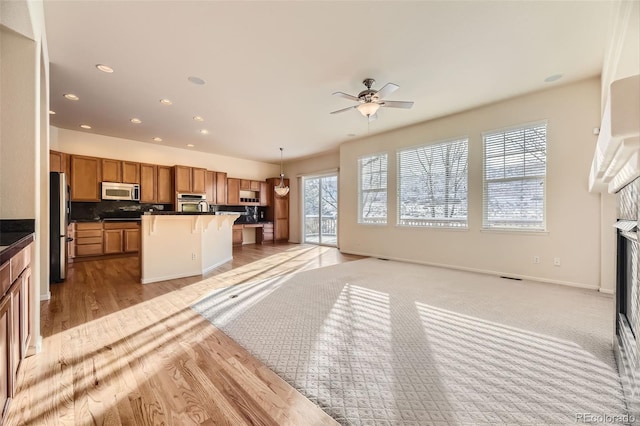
[193, 258, 629, 425]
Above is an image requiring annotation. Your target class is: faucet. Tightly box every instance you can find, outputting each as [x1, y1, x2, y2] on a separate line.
[198, 200, 209, 213]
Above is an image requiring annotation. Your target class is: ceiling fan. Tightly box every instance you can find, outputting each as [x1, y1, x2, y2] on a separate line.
[330, 78, 414, 122]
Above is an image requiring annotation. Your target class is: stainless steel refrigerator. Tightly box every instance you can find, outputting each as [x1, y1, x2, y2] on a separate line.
[50, 172, 69, 283]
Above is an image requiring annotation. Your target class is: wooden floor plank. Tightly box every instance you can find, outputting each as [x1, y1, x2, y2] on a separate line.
[4, 243, 359, 425]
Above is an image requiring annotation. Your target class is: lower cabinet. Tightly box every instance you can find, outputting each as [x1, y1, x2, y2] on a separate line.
[257, 223, 274, 244]
[232, 225, 243, 246]
[71, 222, 140, 259]
[0, 244, 33, 422]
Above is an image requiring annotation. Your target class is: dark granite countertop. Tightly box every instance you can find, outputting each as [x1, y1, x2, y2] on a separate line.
[143, 211, 221, 216]
[0, 219, 35, 265]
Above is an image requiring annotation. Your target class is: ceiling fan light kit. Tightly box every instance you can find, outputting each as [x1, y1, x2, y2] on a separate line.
[330, 78, 414, 121]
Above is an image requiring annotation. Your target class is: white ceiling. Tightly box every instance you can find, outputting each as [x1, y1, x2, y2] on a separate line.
[44, 1, 614, 163]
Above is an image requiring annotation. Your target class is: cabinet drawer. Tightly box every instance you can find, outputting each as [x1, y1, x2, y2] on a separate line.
[0, 262, 10, 297]
[76, 237, 102, 245]
[103, 222, 139, 230]
[75, 222, 102, 230]
[76, 244, 103, 256]
[76, 230, 102, 238]
[10, 247, 29, 282]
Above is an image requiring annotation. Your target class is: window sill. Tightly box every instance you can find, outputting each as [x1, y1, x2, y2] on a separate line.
[395, 225, 469, 231]
[480, 228, 549, 236]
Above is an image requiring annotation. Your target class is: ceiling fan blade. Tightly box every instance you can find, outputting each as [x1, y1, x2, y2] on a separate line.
[368, 112, 378, 122]
[330, 105, 357, 114]
[332, 91, 360, 102]
[381, 100, 414, 109]
[376, 83, 399, 99]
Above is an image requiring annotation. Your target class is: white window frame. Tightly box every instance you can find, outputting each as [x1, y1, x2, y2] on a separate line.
[358, 152, 388, 225]
[397, 137, 469, 228]
[482, 121, 547, 231]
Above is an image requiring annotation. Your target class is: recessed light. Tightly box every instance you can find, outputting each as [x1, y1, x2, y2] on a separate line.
[186, 144, 195, 148]
[199, 129, 209, 135]
[130, 118, 142, 124]
[188, 76, 206, 85]
[160, 99, 172, 106]
[152, 137, 163, 142]
[96, 64, 114, 73]
[544, 74, 563, 83]
[64, 93, 79, 101]
[79, 124, 92, 129]
[49, 110, 56, 115]
[193, 115, 204, 122]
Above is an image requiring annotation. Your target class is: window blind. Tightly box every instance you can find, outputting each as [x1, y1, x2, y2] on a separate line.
[397, 138, 468, 228]
[483, 122, 547, 230]
[358, 153, 387, 224]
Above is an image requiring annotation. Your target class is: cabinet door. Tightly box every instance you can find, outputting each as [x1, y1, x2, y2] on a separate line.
[19, 267, 31, 358]
[122, 161, 140, 184]
[70, 155, 101, 201]
[10, 284, 20, 394]
[240, 180, 251, 191]
[157, 166, 174, 204]
[259, 182, 268, 206]
[232, 225, 243, 245]
[215, 172, 227, 205]
[101, 158, 122, 182]
[227, 178, 240, 205]
[123, 229, 140, 253]
[192, 168, 206, 194]
[103, 230, 123, 254]
[175, 166, 192, 193]
[0, 297, 10, 412]
[274, 178, 289, 241]
[140, 163, 157, 203]
[205, 171, 216, 204]
[50, 150, 65, 173]
[250, 180, 261, 191]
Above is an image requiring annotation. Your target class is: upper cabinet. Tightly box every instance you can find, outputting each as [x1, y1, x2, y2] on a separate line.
[157, 166, 174, 204]
[101, 159, 140, 184]
[70, 155, 101, 201]
[227, 178, 267, 206]
[174, 166, 206, 194]
[227, 178, 241, 205]
[140, 163, 157, 203]
[122, 162, 140, 184]
[215, 172, 227, 205]
[205, 171, 216, 204]
[50, 150, 67, 174]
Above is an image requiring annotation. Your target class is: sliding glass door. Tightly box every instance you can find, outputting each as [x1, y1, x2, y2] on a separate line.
[303, 174, 338, 246]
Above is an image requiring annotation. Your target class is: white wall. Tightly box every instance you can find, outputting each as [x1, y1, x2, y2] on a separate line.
[51, 127, 280, 180]
[338, 78, 604, 290]
[285, 151, 340, 244]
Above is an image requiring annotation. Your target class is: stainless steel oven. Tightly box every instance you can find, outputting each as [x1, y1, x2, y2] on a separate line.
[177, 193, 208, 212]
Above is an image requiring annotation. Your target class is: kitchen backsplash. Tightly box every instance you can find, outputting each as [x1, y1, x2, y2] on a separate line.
[70, 201, 173, 221]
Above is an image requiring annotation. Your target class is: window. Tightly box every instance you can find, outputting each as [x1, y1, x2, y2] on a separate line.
[358, 153, 387, 224]
[483, 122, 547, 230]
[397, 138, 468, 228]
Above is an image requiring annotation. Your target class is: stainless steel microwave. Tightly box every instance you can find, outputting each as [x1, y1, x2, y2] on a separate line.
[101, 182, 140, 201]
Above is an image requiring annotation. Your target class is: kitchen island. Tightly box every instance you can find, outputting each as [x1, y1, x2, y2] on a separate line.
[140, 212, 239, 284]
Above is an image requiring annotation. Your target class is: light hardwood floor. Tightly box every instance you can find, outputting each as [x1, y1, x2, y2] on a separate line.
[5, 243, 362, 425]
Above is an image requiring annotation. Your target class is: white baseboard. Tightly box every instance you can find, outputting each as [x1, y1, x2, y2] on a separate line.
[340, 249, 601, 291]
[141, 256, 233, 284]
[599, 287, 615, 294]
[202, 256, 233, 275]
[40, 291, 51, 301]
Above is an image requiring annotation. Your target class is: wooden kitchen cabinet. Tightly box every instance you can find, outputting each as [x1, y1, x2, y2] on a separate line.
[266, 178, 289, 242]
[9, 284, 20, 393]
[140, 163, 157, 203]
[257, 222, 274, 244]
[232, 225, 243, 246]
[74, 223, 104, 257]
[227, 178, 240, 205]
[122, 161, 140, 184]
[70, 155, 101, 201]
[250, 180, 261, 191]
[19, 267, 32, 358]
[157, 166, 174, 204]
[0, 296, 10, 419]
[50, 150, 66, 173]
[259, 182, 268, 206]
[101, 159, 122, 182]
[215, 172, 227, 204]
[103, 222, 140, 254]
[240, 180, 251, 191]
[175, 166, 192, 193]
[205, 171, 216, 204]
[192, 168, 206, 193]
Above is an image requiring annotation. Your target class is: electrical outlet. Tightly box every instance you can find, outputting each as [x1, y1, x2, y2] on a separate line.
[192, 253, 197, 260]
[533, 256, 540, 264]
[553, 257, 561, 266]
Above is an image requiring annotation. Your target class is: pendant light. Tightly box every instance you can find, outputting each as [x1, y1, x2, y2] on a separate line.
[274, 147, 290, 197]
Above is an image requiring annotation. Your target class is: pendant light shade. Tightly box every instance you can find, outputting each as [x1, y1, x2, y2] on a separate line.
[275, 147, 289, 197]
